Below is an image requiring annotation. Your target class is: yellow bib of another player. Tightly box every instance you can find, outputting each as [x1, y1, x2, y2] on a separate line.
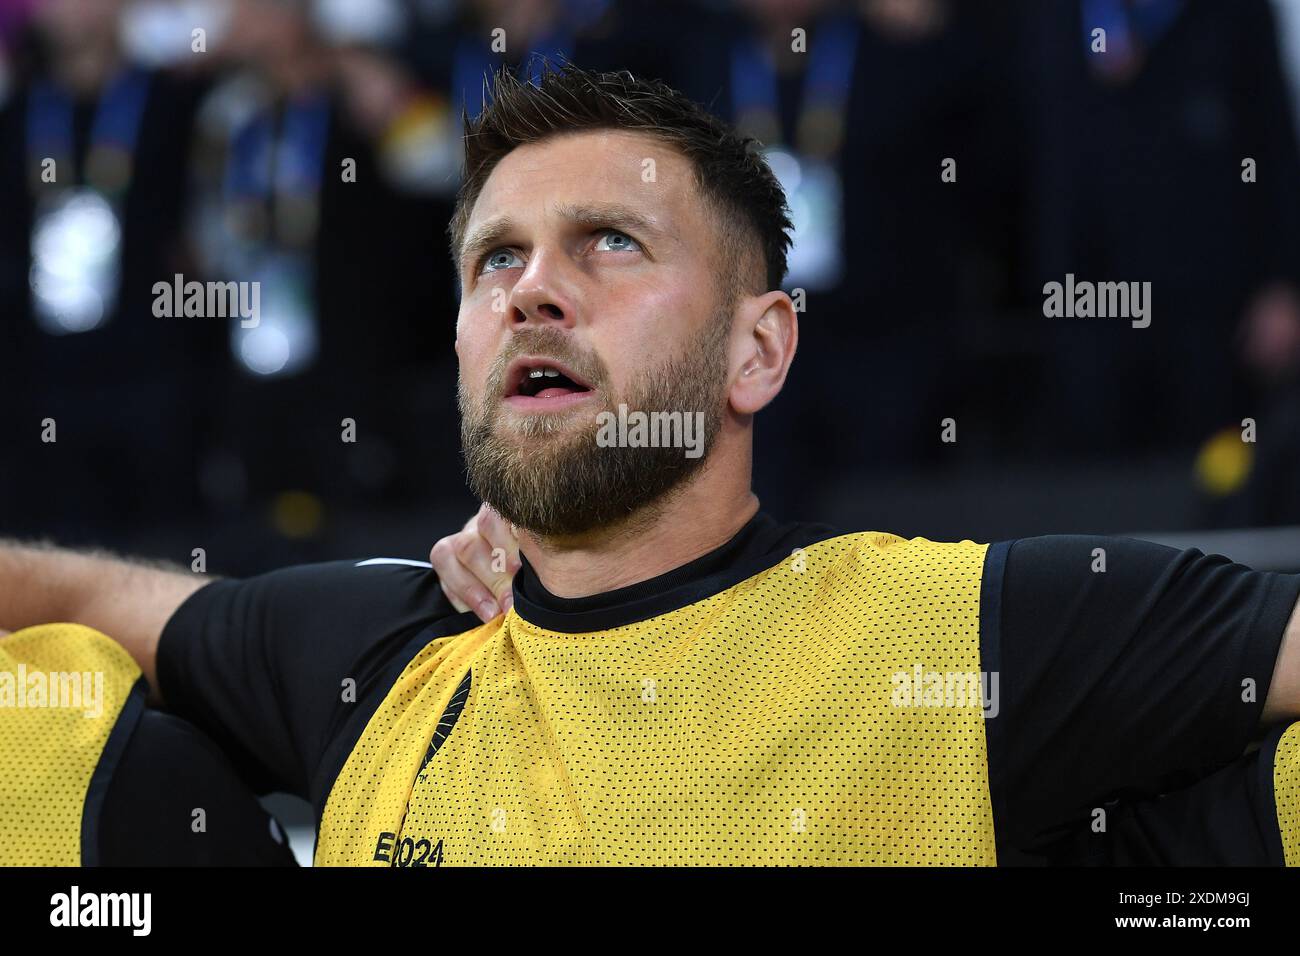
[1274, 723, 1300, 866]
[0, 623, 145, 865]
[315, 533, 996, 866]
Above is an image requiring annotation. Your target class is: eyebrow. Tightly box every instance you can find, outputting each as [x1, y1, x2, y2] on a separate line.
[458, 202, 671, 275]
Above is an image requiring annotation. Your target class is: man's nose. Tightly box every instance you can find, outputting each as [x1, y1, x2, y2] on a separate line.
[506, 251, 578, 328]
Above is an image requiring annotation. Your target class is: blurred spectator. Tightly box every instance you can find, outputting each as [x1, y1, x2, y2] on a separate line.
[1273, 0, 1300, 141]
[0, 0, 214, 542]
[1012, 0, 1300, 462]
[178, 0, 467, 566]
[2, 0, 1298, 563]
[657, 0, 1007, 516]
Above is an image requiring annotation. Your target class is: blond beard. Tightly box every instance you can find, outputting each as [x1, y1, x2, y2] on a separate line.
[458, 318, 730, 536]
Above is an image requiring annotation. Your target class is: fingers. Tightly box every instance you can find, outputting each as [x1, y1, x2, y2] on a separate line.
[461, 508, 520, 613]
[430, 504, 522, 623]
[475, 506, 521, 578]
[431, 541, 501, 624]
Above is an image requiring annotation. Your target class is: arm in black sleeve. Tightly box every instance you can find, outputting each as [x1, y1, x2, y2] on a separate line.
[983, 534, 1300, 853]
[155, 559, 473, 801]
[99, 708, 300, 866]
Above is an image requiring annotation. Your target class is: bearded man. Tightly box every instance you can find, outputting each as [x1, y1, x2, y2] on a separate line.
[3, 63, 1300, 866]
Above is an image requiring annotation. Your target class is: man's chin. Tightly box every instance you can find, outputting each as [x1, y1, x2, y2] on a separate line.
[491, 404, 600, 440]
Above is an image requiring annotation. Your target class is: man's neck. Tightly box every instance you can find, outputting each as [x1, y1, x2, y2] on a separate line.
[519, 477, 760, 600]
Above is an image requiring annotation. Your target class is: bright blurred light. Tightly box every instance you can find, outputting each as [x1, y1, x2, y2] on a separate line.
[120, 0, 232, 67]
[313, 0, 405, 46]
[764, 148, 803, 193]
[239, 324, 291, 375]
[762, 148, 842, 291]
[232, 271, 319, 377]
[29, 189, 121, 334]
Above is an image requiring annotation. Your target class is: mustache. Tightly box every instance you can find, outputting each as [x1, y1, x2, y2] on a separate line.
[485, 328, 609, 396]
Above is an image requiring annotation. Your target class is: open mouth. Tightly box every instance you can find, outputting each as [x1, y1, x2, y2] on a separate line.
[504, 357, 595, 404]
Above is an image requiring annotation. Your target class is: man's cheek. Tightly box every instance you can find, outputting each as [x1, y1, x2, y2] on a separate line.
[455, 336, 491, 388]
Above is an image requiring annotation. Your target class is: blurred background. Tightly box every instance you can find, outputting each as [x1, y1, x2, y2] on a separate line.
[2, 0, 1299, 578]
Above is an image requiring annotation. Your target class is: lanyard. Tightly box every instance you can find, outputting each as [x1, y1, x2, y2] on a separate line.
[224, 93, 331, 202]
[26, 67, 151, 199]
[452, 25, 573, 122]
[223, 93, 331, 248]
[730, 13, 859, 160]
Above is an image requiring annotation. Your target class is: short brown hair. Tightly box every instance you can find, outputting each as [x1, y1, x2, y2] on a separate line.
[447, 60, 793, 309]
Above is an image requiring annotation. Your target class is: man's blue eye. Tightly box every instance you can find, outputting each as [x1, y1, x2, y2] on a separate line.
[596, 231, 639, 253]
[479, 232, 638, 274]
[482, 250, 521, 273]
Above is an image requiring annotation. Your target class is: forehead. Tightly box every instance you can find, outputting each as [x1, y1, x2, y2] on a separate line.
[466, 129, 704, 242]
